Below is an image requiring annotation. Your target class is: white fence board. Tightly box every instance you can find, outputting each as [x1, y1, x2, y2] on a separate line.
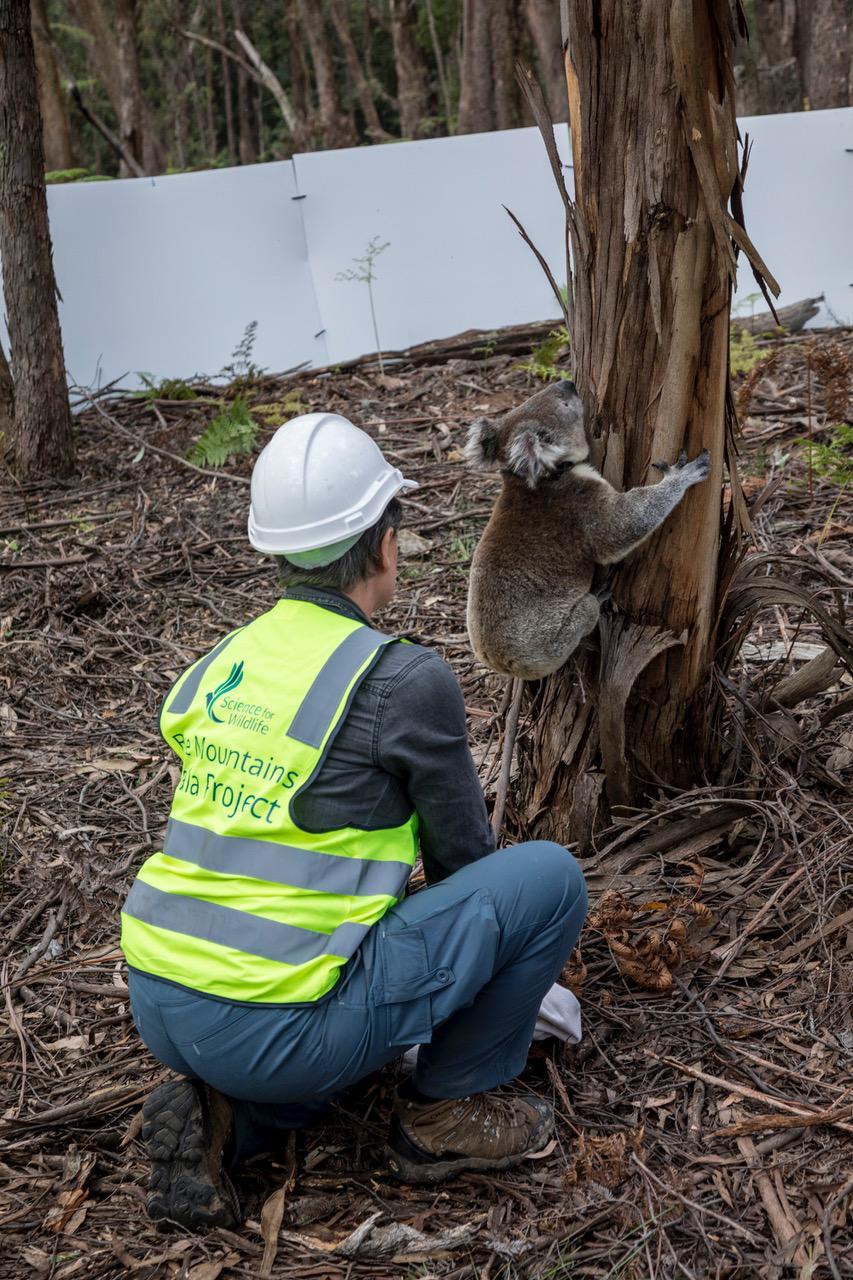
[733, 107, 853, 326]
[1, 109, 850, 389]
[2, 161, 325, 392]
[293, 125, 571, 365]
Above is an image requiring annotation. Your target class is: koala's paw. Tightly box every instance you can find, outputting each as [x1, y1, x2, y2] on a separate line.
[684, 448, 711, 484]
[653, 448, 710, 483]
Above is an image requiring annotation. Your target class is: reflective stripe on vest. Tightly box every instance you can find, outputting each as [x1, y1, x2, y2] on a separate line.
[120, 599, 419, 1004]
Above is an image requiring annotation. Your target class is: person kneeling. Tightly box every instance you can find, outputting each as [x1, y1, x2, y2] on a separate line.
[120, 413, 588, 1229]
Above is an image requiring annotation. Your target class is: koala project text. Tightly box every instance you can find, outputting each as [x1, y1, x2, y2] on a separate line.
[170, 731, 300, 825]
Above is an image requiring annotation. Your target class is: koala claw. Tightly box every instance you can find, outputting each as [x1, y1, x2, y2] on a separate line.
[687, 448, 712, 481]
[654, 447, 711, 480]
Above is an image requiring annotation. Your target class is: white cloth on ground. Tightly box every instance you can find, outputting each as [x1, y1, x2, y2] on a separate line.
[531, 982, 582, 1043]
[401, 982, 581, 1069]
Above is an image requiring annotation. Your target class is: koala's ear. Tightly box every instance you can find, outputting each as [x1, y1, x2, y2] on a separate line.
[464, 417, 500, 469]
[506, 425, 567, 489]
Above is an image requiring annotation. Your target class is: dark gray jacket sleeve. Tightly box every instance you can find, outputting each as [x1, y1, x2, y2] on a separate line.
[375, 650, 495, 883]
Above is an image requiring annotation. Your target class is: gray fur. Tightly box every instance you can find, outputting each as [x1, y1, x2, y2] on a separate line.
[465, 383, 711, 680]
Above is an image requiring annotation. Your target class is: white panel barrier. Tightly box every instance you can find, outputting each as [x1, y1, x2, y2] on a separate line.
[732, 107, 853, 325]
[2, 161, 326, 392]
[292, 125, 571, 364]
[0, 108, 849, 389]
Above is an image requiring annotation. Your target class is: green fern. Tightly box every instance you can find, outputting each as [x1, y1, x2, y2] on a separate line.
[135, 373, 197, 401]
[187, 399, 258, 468]
[795, 423, 853, 487]
[729, 327, 763, 375]
[519, 327, 572, 381]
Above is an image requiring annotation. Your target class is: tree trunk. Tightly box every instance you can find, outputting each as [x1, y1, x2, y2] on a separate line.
[114, 0, 147, 174]
[203, 39, 217, 159]
[490, 0, 519, 129]
[287, 0, 312, 143]
[67, 0, 160, 174]
[524, 0, 569, 123]
[388, 0, 432, 137]
[0, 338, 14, 453]
[0, 0, 73, 478]
[329, 0, 388, 140]
[30, 0, 73, 171]
[798, 0, 850, 107]
[297, 0, 356, 148]
[519, 1, 765, 849]
[214, 0, 236, 162]
[231, 0, 257, 164]
[751, 0, 804, 111]
[457, 0, 492, 132]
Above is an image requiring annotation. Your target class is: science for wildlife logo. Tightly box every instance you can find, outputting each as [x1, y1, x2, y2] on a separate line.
[205, 662, 274, 734]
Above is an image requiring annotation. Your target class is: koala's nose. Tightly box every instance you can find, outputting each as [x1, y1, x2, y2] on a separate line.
[557, 379, 577, 399]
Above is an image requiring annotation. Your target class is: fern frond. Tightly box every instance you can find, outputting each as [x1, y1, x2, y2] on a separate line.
[187, 399, 258, 468]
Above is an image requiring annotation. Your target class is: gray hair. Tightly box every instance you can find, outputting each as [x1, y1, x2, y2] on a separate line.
[277, 498, 403, 592]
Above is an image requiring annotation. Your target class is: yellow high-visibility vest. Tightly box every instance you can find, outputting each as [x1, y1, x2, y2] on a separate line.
[121, 599, 418, 1003]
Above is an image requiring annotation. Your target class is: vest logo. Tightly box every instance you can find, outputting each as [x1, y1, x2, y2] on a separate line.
[205, 661, 244, 723]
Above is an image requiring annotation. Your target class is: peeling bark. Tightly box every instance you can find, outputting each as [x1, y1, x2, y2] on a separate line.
[519, 0, 770, 847]
[0, 0, 74, 478]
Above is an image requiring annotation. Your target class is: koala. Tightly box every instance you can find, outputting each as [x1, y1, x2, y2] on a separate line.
[465, 380, 711, 680]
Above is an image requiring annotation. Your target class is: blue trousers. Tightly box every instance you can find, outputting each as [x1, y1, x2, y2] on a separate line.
[128, 841, 587, 1161]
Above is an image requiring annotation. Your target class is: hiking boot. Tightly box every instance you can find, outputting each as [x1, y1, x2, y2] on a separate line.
[384, 1087, 554, 1184]
[142, 1078, 240, 1231]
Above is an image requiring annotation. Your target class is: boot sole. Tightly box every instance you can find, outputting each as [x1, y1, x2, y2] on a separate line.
[142, 1079, 238, 1232]
[383, 1112, 555, 1185]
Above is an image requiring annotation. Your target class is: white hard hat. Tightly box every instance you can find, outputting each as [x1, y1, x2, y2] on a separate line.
[248, 412, 418, 564]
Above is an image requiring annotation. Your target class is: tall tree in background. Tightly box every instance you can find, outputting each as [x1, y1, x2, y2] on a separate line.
[524, 0, 568, 122]
[0, 0, 74, 477]
[491, 0, 520, 129]
[457, 0, 492, 131]
[114, 0, 148, 171]
[66, 0, 159, 174]
[31, 0, 73, 170]
[519, 1, 776, 847]
[214, 0, 237, 162]
[457, 0, 525, 134]
[736, 0, 851, 113]
[231, 0, 258, 163]
[330, 0, 389, 139]
[388, 0, 432, 136]
[297, 0, 356, 148]
[794, 0, 849, 108]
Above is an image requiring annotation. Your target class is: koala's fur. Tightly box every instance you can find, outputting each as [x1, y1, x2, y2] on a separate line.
[465, 381, 711, 680]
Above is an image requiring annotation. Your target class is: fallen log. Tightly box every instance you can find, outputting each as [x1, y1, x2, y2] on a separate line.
[732, 294, 824, 335]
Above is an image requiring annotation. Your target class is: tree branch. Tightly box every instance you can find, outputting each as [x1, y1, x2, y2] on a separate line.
[68, 80, 145, 178]
[233, 28, 299, 136]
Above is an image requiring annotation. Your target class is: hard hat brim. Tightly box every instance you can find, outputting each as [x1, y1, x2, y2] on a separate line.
[248, 467, 419, 556]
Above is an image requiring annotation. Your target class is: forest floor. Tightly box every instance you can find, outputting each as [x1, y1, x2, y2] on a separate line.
[1, 325, 851, 1280]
